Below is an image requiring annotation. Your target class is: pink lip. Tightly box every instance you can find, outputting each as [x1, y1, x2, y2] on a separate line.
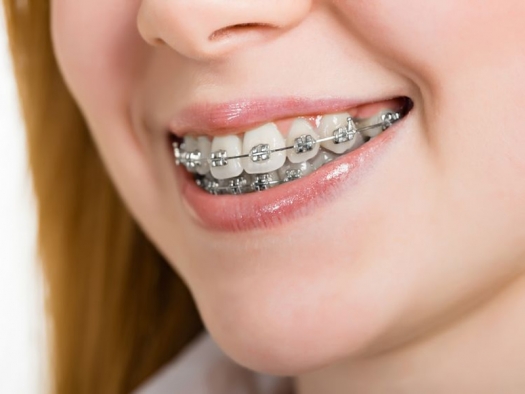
[169, 97, 391, 136]
[178, 119, 405, 232]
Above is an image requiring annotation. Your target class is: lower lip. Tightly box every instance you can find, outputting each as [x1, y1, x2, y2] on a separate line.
[178, 121, 404, 232]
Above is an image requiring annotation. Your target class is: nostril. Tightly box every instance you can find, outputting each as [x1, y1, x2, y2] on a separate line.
[208, 23, 275, 42]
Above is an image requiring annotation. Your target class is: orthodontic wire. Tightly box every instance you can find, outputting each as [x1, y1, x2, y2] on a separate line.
[173, 111, 402, 194]
[173, 112, 401, 168]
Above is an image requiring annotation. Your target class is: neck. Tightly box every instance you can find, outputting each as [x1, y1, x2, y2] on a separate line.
[294, 273, 525, 394]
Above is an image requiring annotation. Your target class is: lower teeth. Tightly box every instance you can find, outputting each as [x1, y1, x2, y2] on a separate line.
[195, 147, 341, 195]
[174, 108, 407, 195]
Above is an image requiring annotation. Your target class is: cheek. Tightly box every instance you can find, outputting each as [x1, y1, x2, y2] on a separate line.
[344, 0, 525, 87]
[50, 0, 176, 256]
[344, 0, 525, 197]
[51, 0, 147, 123]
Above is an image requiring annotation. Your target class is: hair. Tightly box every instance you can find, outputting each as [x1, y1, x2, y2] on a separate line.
[2, 1, 203, 392]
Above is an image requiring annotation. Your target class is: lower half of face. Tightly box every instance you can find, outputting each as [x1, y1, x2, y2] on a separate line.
[52, 0, 525, 374]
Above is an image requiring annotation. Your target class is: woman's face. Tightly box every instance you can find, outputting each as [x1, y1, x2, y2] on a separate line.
[51, 0, 525, 374]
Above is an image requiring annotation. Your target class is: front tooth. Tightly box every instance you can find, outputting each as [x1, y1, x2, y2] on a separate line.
[196, 136, 211, 175]
[241, 123, 286, 174]
[210, 135, 243, 180]
[317, 113, 358, 154]
[286, 119, 320, 163]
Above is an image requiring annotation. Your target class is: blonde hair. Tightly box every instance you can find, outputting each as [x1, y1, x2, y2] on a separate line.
[2, 1, 203, 392]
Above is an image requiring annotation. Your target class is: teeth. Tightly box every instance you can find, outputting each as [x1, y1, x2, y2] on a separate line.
[174, 106, 406, 195]
[218, 176, 249, 195]
[183, 136, 198, 152]
[278, 161, 314, 181]
[241, 123, 287, 174]
[196, 136, 211, 175]
[310, 150, 338, 171]
[210, 135, 243, 180]
[286, 119, 320, 164]
[317, 113, 359, 154]
[251, 172, 279, 191]
[351, 131, 365, 150]
[357, 110, 396, 138]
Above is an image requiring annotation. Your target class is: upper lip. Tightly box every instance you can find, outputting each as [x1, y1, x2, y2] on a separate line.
[168, 95, 401, 138]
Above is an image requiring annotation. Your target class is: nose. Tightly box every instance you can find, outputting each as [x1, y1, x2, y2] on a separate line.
[137, 0, 312, 60]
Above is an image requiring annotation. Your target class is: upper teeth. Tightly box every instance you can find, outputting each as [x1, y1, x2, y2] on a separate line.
[318, 113, 359, 154]
[287, 118, 320, 163]
[209, 135, 244, 179]
[242, 123, 287, 175]
[174, 110, 401, 180]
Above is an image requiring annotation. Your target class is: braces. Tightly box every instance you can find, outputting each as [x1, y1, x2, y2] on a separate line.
[173, 111, 402, 195]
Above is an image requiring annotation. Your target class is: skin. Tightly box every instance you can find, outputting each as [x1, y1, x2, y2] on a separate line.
[51, 0, 525, 392]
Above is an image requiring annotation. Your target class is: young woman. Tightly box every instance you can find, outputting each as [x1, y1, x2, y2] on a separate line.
[4, 0, 525, 393]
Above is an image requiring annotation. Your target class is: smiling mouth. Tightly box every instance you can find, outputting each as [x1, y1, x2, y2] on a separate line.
[171, 97, 412, 196]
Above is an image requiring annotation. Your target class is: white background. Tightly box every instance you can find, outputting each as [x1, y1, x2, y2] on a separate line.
[0, 4, 46, 394]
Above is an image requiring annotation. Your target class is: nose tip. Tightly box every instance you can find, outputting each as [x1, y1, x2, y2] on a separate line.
[137, 0, 312, 60]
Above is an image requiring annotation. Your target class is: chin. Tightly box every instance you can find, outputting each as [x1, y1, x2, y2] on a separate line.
[191, 266, 398, 376]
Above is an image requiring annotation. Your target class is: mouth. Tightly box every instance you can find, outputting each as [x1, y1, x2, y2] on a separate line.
[169, 96, 414, 232]
[171, 97, 411, 195]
